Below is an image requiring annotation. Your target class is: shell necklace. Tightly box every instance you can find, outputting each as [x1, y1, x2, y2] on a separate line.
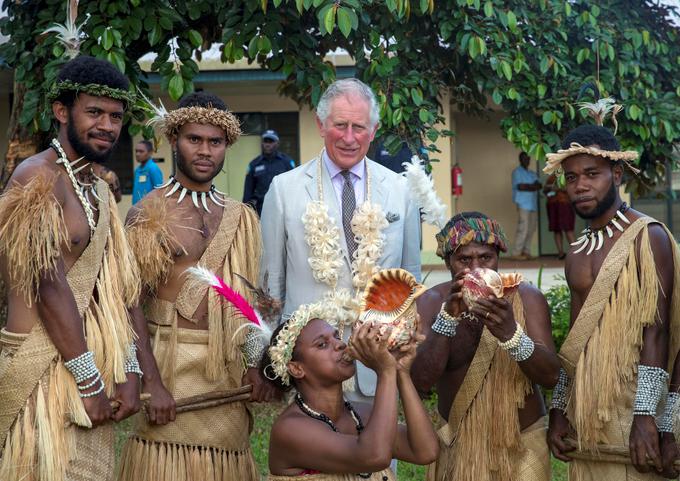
[51, 139, 97, 237]
[155, 175, 228, 213]
[571, 202, 631, 255]
[294, 393, 371, 479]
[301, 152, 387, 292]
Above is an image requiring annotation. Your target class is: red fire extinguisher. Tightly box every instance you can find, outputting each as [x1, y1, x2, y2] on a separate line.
[451, 164, 463, 197]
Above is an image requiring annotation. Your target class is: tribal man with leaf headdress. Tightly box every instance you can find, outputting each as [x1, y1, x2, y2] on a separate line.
[118, 91, 275, 481]
[0, 55, 141, 481]
[546, 98, 680, 480]
[411, 211, 560, 481]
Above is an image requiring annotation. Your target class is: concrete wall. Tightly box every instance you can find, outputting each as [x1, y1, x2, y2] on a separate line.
[452, 111, 537, 257]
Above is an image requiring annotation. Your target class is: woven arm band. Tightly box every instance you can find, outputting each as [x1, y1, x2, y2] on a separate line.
[550, 368, 570, 412]
[243, 326, 267, 368]
[634, 365, 669, 416]
[658, 392, 680, 433]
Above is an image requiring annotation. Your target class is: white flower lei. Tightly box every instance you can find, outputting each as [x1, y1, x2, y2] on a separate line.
[302, 155, 388, 294]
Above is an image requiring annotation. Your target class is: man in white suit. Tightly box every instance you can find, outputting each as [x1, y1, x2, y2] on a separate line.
[260, 78, 421, 402]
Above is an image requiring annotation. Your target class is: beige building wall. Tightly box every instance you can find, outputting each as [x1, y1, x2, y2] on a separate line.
[452, 111, 538, 257]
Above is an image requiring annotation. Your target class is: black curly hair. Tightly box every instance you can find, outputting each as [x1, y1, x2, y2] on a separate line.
[54, 55, 130, 107]
[561, 124, 621, 152]
[177, 91, 228, 111]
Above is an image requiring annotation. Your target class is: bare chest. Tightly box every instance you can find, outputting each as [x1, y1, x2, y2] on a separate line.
[448, 320, 484, 368]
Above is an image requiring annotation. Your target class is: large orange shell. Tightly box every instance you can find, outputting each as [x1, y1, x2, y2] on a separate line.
[358, 269, 426, 349]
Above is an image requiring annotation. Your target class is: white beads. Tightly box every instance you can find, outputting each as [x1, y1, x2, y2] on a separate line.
[657, 391, 680, 433]
[550, 368, 570, 413]
[243, 327, 267, 368]
[498, 323, 535, 362]
[64, 350, 106, 398]
[634, 365, 669, 416]
[123, 343, 143, 376]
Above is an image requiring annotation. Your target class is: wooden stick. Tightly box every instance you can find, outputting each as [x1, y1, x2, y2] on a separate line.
[564, 438, 680, 469]
[175, 393, 252, 413]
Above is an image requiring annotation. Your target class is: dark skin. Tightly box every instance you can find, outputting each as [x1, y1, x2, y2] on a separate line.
[127, 122, 277, 426]
[547, 153, 674, 475]
[1, 93, 139, 426]
[411, 241, 560, 431]
[517, 155, 541, 192]
[261, 138, 279, 157]
[134, 142, 153, 164]
[268, 319, 439, 475]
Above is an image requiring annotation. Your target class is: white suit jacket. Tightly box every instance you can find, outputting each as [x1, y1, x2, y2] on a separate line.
[260, 156, 422, 397]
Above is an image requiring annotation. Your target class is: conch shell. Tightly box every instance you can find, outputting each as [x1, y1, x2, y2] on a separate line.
[356, 268, 426, 350]
[461, 268, 523, 309]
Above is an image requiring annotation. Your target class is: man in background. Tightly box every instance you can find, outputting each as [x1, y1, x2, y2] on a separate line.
[510, 152, 541, 260]
[132, 139, 163, 204]
[243, 129, 295, 215]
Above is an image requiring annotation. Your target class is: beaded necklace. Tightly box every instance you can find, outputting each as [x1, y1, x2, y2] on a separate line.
[571, 202, 631, 255]
[294, 392, 371, 479]
[51, 138, 97, 237]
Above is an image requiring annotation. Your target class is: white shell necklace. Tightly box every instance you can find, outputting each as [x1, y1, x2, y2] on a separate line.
[51, 138, 97, 237]
[155, 175, 227, 213]
[571, 202, 631, 255]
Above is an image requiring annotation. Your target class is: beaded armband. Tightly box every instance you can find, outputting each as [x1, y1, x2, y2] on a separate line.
[658, 392, 680, 433]
[634, 365, 669, 417]
[550, 368, 571, 413]
[64, 351, 106, 398]
[497, 323, 535, 362]
[431, 304, 459, 338]
[243, 326, 267, 368]
[123, 343, 143, 377]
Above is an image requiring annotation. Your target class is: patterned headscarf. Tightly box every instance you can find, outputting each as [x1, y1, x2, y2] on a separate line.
[435, 212, 508, 259]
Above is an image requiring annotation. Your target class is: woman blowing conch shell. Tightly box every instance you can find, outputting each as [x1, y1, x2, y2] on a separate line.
[260, 296, 439, 480]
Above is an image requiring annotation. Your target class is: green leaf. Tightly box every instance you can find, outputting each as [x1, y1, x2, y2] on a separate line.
[131, 0, 140, 6]
[501, 60, 512, 80]
[507, 87, 518, 100]
[106, 51, 126, 73]
[324, 5, 336, 34]
[629, 104, 641, 120]
[537, 84, 547, 99]
[188, 30, 203, 48]
[507, 10, 517, 32]
[542, 111, 553, 125]
[483, 1, 494, 17]
[149, 25, 162, 46]
[296, 0, 304, 13]
[411, 87, 423, 106]
[102, 29, 114, 50]
[168, 74, 184, 101]
[258, 35, 272, 53]
[591, 4, 600, 17]
[539, 56, 549, 74]
[642, 30, 650, 45]
[419, 108, 430, 123]
[159, 16, 173, 30]
[337, 7, 352, 38]
[468, 35, 480, 58]
[492, 89, 502, 105]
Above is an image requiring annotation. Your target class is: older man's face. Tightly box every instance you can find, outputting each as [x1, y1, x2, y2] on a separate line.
[316, 94, 377, 170]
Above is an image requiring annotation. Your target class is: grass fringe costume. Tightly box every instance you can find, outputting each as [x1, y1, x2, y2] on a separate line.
[427, 214, 549, 481]
[426, 290, 549, 481]
[559, 218, 680, 481]
[118, 195, 262, 481]
[0, 176, 139, 481]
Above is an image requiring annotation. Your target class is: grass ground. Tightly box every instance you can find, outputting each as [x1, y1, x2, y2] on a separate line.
[115, 401, 569, 480]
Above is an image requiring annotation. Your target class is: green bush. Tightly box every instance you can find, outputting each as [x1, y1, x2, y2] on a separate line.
[543, 276, 571, 352]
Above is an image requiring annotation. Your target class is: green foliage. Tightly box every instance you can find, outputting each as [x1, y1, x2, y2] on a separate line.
[544, 277, 571, 352]
[1, 0, 680, 189]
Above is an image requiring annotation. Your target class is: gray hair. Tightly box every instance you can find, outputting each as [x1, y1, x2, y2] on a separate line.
[316, 78, 380, 128]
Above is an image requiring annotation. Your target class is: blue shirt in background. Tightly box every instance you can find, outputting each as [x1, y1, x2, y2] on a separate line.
[133, 159, 163, 204]
[511, 166, 539, 212]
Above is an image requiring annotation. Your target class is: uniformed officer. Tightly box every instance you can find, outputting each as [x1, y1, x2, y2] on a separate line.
[243, 129, 295, 215]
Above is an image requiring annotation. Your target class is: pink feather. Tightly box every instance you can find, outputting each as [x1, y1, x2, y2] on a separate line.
[186, 266, 260, 325]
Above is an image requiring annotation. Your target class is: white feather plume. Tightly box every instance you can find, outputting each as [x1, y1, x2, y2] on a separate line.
[43, 0, 86, 59]
[138, 89, 169, 131]
[402, 155, 448, 229]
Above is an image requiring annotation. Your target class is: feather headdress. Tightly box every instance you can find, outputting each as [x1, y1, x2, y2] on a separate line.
[186, 266, 275, 342]
[43, 0, 87, 59]
[402, 155, 448, 229]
